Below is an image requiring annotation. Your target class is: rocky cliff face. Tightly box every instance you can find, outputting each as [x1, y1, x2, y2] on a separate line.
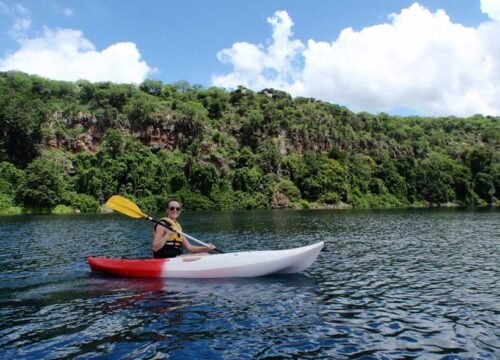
[43, 111, 98, 152]
[41, 109, 355, 157]
[43, 111, 187, 153]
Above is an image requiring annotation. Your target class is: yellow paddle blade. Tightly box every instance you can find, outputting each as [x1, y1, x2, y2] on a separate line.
[106, 195, 147, 219]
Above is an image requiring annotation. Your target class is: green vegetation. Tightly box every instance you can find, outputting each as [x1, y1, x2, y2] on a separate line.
[0, 71, 498, 214]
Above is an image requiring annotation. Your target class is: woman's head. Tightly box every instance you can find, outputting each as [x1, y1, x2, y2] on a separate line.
[165, 199, 182, 219]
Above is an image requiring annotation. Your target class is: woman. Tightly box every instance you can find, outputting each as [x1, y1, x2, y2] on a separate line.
[152, 199, 215, 258]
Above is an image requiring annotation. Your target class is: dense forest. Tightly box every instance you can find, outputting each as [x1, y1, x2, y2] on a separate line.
[0, 71, 498, 214]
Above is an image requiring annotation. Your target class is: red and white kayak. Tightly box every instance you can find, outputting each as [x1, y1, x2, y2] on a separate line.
[87, 241, 324, 278]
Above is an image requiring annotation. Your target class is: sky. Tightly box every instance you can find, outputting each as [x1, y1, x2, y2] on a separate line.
[0, 0, 499, 117]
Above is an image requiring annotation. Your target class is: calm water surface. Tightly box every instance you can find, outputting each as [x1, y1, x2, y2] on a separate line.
[0, 208, 498, 359]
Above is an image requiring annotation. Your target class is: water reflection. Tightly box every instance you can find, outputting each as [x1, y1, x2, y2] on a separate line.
[83, 274, 319, 358]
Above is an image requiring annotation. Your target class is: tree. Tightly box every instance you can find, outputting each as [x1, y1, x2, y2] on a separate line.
[198, 86, 230, 119]
[0, 73, 44, 166]
[271, 179, 301, 208]
[0, 161, 24, 196]
[232, 167, 263, 193]
[16, 157, 65, 208]
[374, 159, 408, 202]
[474, 172, 495, 203]
[175, 101, 208, 139]
[125, 93, 160, 131]
[1, 72, 499, 212]
[188, 163, 219, 196]
[74, 167, 104, 201]
[101, 129, 125, 158]
[453, 165, 476, 205]
[256, 139, 281, 174]
[415, 152, 457, 205]
[297, 152, 348, 202]
[62, 192, 100, 212]
[139, 79, 163, 96]
[348, 154, 376, 194]
[468, 147, 493, 176]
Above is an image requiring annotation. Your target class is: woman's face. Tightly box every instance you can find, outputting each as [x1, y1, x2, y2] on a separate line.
[167, 201, 182, 220]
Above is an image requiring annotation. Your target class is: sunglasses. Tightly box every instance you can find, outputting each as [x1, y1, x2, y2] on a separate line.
[169, 207, 181, 212]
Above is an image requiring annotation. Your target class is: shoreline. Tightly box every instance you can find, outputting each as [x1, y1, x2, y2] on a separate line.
[1, 202, 498, 216]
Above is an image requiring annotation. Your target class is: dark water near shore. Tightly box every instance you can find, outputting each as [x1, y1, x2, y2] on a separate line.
[0, 208, 498, 359]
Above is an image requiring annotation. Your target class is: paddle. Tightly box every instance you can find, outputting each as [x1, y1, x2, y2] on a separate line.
[106, 195, 224, 253]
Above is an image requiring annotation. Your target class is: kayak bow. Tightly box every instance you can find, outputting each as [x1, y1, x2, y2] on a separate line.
[87, 241, 324, 278]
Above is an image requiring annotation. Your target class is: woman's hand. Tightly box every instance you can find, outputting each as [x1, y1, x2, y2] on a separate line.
[153, 228, 172, 253]
[162, 230, 173, 241]
[206, 244, 216, 251]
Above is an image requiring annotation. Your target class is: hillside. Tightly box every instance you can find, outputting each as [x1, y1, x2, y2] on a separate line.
[0, 71, 498, 213]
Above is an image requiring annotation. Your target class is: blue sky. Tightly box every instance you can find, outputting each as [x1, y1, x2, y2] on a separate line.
[0, 0, 499, 116]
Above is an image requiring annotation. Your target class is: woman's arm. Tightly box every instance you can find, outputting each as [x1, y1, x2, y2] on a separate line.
[152, 226, 173, 253]
[182, 238, 215, 253]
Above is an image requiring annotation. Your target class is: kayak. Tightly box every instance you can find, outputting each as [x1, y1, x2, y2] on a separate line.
[87, 241, 324, 278]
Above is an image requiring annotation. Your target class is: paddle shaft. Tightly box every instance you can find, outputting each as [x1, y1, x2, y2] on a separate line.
[149, 217, 224, 254]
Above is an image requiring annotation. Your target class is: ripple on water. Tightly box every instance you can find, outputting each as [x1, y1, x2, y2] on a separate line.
[0, 209, 499, 358]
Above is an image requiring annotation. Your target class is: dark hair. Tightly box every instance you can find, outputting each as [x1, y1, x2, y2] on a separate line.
[165, 198, 182, 209]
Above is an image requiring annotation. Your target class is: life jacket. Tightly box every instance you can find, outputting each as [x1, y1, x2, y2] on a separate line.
[153, 217, 184, 258]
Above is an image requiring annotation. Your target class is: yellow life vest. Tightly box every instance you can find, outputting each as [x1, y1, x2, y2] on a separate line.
[158, 217, 183, 249]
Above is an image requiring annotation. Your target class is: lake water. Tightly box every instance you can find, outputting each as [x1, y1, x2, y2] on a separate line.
[0, 208, 498, 359]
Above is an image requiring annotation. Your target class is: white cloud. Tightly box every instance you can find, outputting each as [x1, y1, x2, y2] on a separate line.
[214, 11, 304, 91]
[0, 1, 31, 40]
[62, 8, 74, 16]
[0, 3, 151, 83]
[0, 27, 153, 83]
[481, 0, 500, 21]
[213, 3, 500, 116]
